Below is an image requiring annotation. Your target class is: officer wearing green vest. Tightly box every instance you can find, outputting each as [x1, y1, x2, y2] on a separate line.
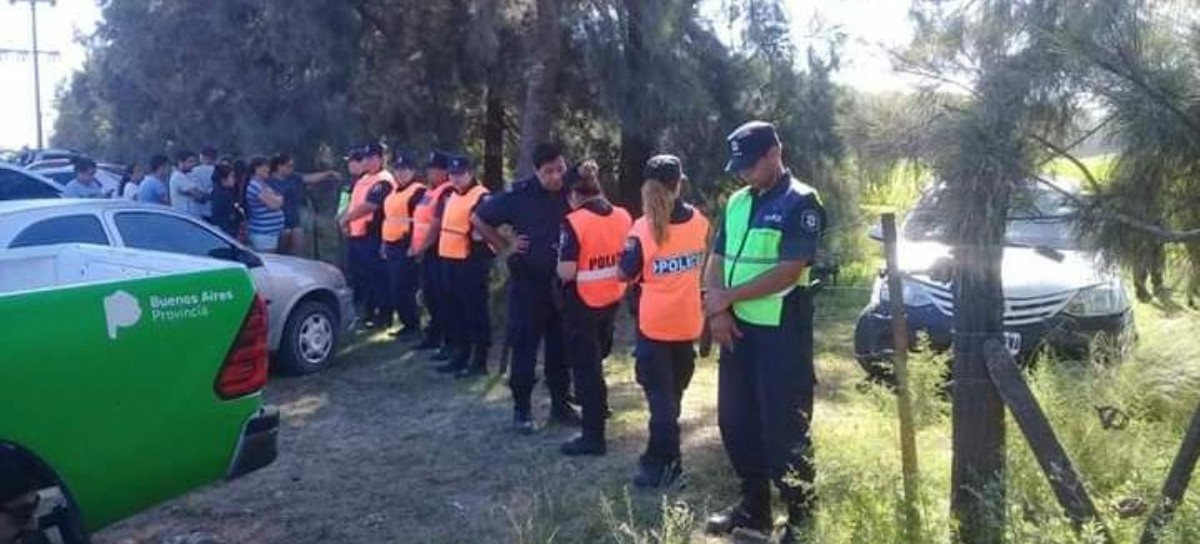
[702, 121, 825, 543]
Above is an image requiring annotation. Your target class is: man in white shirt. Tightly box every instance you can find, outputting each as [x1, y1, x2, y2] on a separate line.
[169, 150, 206, 218]
[189, 147, 218, 221]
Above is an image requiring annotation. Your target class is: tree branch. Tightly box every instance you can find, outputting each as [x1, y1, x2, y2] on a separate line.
[1027, 132, 1104, 192]
[1030, 172, 1200, 243]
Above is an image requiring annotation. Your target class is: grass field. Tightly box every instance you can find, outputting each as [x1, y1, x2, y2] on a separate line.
[94, 272, 1200, 543]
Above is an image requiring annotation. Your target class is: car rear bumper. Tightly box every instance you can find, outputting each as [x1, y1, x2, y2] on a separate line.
[226, 406, 279, 479]
[854, 304, 1133, 363]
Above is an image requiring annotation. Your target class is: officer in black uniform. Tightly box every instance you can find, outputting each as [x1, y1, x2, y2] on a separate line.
[703, 121, 826, 543]
[472, 143, 578, 434]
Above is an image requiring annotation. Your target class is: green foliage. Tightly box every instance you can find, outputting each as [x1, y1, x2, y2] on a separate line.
[1057, 1, 1200, 288]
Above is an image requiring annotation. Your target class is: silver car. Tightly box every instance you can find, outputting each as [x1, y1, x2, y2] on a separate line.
[0, 199, 356, 374]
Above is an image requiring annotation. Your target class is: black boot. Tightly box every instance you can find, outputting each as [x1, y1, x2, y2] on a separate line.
[778, 505, 814, 544]
[432, 345, 456, 361]
[435, 346, 469, 374]
[549, 401, 582, 427]
[560, 434, 606, 456]
[779, 486, 815, 543]
[414, 332, 441, 350]
[455, 345, 489, 379]
[632, 460, 682, 488]
[512, 410, 535, 435]
[705, 481, 772, 536]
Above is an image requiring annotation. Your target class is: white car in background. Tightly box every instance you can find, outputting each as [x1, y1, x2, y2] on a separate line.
[0, 199, 357, 374]
[0, 163, 63, 200]
[35, 164, 123, 197]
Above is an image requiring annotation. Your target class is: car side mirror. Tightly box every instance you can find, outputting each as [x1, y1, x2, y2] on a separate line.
[209, 246, 263, 268]
[239, 248, 264, 268]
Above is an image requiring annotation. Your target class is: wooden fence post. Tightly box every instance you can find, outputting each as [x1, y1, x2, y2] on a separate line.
[882, 213, 922, 542]
[983, 340, 1112, 543]
[1141, 403, 1200, 544]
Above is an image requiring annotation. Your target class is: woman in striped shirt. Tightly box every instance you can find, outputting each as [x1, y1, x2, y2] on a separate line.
[244, 156, 286, 252]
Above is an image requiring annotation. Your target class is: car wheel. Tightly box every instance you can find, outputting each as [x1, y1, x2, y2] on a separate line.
[277, 300, 338, 375]
[36, 484, 91, 544]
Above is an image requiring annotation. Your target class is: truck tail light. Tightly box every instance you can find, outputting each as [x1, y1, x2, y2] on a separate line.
[216, 295, 270, 399]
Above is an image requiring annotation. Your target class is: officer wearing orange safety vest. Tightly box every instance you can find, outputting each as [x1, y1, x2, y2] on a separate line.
[409, 151, 455, 356]
[618, 154, 709, 488]
[432, 154, 494, 378]
[555, 160, 632, 457]
[337, 143, 396, 329]
[379, 150, 427, 341]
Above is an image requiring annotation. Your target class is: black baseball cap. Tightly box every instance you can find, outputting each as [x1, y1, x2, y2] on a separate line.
[725, 121, 780, 173]
[427, 151, 451, 170]
[643, 154, 683, 182]
[344, 146, 366, 162]
[392, 150, 417, 170]
[447, 155, 473, 175]
[362, 143, 386, 158]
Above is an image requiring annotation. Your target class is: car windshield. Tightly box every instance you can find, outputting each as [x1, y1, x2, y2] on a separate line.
[903, 184, 1080, 250]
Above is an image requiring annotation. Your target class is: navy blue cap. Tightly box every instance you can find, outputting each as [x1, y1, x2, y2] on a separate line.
[362, 143, 386, 158]
[392, 150, 417, 170]
[427, 151, 450, 170]
[725, 121, 780, 172]
[344, 147, 364, 162]
[447, 155, 473, 175]
[643, 154, 683, 182]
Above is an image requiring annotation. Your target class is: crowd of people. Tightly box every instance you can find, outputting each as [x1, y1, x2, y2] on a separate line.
[339, 120, 827, 542]
[62, 146, 340, 255]
[54, 119, 827, 541]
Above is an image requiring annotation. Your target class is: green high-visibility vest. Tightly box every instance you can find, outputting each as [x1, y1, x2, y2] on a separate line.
[722, 185, 818, 326]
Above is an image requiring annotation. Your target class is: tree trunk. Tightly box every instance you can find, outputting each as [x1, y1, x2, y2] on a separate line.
[950, 67, 1021, 543]
[515, 0, 561, 178]
[616, 0, 649, 214]
[483, 82, 505, 191]
[617, 133, 652, 214]
[951, 237, 1009, 544]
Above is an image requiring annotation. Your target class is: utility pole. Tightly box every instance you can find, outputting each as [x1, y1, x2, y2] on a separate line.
[10, 0, 57, 149]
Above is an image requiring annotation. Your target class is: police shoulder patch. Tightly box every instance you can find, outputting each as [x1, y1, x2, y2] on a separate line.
[799, 208, 821, 234]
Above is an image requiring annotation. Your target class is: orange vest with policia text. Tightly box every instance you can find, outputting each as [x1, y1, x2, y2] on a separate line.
[630, 209, 710, 341]
[411, 182, 453, 251]
[347, 170, 397, 238]
[438, 184, 490, 260]
[566, 205, 633, 308]
[382, 182, 425, 244]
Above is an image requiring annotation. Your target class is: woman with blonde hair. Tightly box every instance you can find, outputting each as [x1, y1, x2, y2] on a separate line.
[618, 154, 709, 487]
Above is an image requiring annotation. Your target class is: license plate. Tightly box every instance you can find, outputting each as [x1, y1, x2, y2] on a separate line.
[1004, 332, 1022, 356]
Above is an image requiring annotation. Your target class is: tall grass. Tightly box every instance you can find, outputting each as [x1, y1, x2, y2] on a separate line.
[506, 290, 1200, 543]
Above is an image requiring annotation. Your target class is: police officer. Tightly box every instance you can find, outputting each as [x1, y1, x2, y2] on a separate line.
[619, 155, 709, 487]
[556, 160, 632, 456]
[337, 143, 396, 329]
[380, 151, 427, 341]
[337, 148, 367, 311]
[432, 155, 494, 377]
[410, 151, 455, 358]
[472, 143, 576, 434]
[703, 121, 825, 543]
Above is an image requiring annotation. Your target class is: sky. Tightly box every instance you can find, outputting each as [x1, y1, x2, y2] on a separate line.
[0, 0, 917, 152]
